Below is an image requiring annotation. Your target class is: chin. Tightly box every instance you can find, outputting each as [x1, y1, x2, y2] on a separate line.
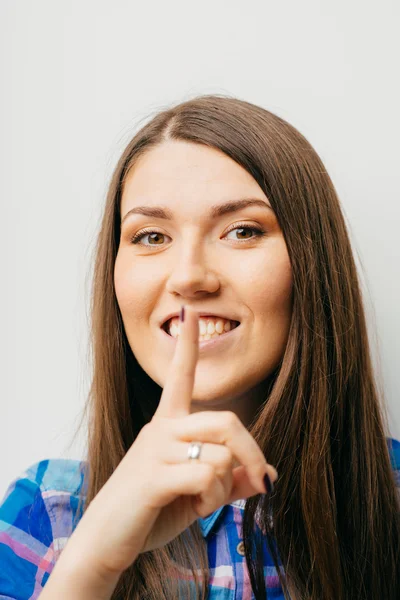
[190, 378, 252, 406]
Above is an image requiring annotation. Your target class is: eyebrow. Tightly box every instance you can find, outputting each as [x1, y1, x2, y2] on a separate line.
[121, 198, 273, 225]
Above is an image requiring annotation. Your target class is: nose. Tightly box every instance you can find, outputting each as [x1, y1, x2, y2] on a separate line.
[165, 246, 220, 298]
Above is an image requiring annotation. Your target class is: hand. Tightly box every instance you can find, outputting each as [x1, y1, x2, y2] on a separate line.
[69, 306, 278, 578]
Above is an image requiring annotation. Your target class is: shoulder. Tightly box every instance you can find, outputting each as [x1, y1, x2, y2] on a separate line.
[0, 458, 88, 599]
[0, 457, 88, 528]
[387, 437, 400, 485]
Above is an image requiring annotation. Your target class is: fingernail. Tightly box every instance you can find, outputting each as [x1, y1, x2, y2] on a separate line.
[180, 305, 185, 322]
[263, 473, 274, 494]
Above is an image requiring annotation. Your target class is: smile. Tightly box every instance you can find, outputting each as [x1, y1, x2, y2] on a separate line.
[164, 316, 240, 340]
[160, 316, 241, 351]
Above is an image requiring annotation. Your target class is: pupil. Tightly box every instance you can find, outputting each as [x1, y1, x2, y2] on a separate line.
[150, 233, 163, 244]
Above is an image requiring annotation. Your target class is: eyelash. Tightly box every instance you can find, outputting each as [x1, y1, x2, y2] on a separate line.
[129, 223, 267, 247]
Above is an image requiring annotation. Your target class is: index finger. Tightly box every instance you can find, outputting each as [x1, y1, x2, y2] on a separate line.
[154, 305, 199, 419]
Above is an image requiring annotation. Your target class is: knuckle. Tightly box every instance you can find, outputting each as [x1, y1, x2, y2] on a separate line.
[147, 417, 172, 435]
[197, 505, 214, 519]
[137, 422, 152, 442]
[219, 446, 233, 469]
[222, 410, 240, 431]
[260, 462, 269, 479]
[145, 420, 157, 433]
[200, 464, 216, 487]
[139, 421, 149, 433]
[180, 366, 194, 379]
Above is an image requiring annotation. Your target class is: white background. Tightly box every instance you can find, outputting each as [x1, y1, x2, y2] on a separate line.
[1, 0, 399, 497]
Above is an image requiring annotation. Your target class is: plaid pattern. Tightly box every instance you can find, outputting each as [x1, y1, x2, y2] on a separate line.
[1, 437, 399, 599]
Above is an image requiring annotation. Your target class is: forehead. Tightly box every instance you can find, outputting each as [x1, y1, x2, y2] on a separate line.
[121, 140, 266, 214]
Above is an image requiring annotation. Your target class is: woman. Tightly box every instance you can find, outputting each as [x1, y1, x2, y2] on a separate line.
[0, 95, 399, 600]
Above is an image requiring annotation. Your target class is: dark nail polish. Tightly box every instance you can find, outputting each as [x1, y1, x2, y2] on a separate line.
[263, 473, 274, 494]
[180, 305, 185, 322]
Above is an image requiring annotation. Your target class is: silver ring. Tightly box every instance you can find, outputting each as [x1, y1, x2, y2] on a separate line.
[187, 441, 203, 461]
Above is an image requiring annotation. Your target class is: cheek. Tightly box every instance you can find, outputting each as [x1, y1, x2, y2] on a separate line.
[114, 255, 134, 312]
[269, 265, 293, 326]
[241, 244, 293, 318]
[114, 252, 156, 316]
[251, 256, 293, 370]
[265, 265, 293, 315]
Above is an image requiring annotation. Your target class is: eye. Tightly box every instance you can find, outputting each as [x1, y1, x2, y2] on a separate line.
[224, 223, 266, 242]
[130, 229, 170, 246]
[129, 224, 266, 247]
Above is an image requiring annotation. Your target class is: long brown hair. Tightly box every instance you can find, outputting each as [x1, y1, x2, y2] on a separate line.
[74, 95, 400, 599]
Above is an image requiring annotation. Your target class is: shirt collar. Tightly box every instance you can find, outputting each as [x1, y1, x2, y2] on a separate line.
[197, 506, 225, 537]
[197, 499, 246, 538]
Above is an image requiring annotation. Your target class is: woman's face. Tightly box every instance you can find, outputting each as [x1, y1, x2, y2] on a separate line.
[115, 140, 293, 425]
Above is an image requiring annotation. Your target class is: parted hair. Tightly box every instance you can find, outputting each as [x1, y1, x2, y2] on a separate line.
[74, 94, 400, 599]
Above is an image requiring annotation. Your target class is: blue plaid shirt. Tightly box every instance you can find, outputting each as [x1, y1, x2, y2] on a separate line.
[1, 438, 399, 599]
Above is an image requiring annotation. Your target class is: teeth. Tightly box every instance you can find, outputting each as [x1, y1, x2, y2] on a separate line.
[170, 322, 180, 337]
[207, 321, 215, 335]
[215, 320, 224, 334]
[167, 316, 237, 339]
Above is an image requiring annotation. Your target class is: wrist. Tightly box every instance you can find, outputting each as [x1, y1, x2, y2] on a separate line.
[40, 547, 121, 600]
